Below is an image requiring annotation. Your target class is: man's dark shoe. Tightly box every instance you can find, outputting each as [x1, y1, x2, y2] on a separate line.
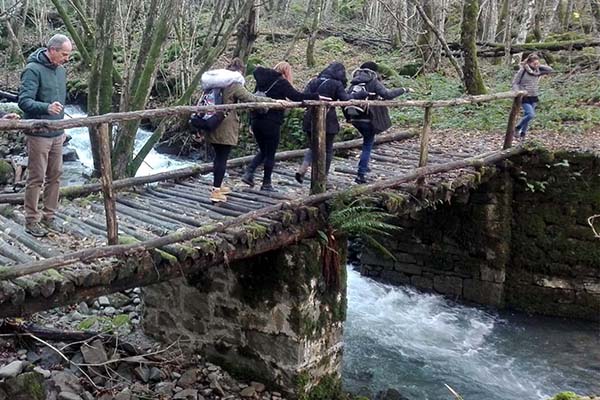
[25, 222, 48, 238]
[241, 171, 255, 187]
[295, 172, 304, 184]
[260, 183, 277, 192]
[355, 174, 367, 184]
[41, 218, 64, 233]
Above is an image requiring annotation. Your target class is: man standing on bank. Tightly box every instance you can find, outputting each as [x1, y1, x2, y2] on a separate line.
[18, 34, 72, 237]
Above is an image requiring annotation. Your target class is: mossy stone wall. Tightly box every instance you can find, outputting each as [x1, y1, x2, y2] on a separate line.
[361, 151, 599, 320]
[142, 237, 347, 398]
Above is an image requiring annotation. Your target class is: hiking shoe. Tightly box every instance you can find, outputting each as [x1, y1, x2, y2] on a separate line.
[355, 174, 367, 184]
[41, 218, 64, 233]
[241, 172, 255, 187]
[260, 183, 277, 192]
[210, 187, 227, 203]
[220, 185, 232, 195]
[25, 222, 48, 237]
[295, 172, 304, 184]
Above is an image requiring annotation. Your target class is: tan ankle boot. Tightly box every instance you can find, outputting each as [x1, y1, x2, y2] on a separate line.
[210, 187, 227, 203]
[220, 185, 232, 195]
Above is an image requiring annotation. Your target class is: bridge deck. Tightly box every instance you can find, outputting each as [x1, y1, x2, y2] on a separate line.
[0, 131, 494, 263]
[1, 129, 597, 316]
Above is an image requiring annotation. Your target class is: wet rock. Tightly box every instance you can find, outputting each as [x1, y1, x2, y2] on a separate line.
[38, 347, 64, 368]
[81, 339, 108, 364]
[0, 160, 14, 185]
[375, 388, 411, 400]
[27, 350, 42, 364]
[33, 366, 52, 379]
[58, 393, 83, 400]
[81, 393, 95, 400]
[178, 369, 198, 388]
[173, 388, 199, 399]
[0, 360, 26, 378]
[62, 148, 79, 162]
[69, 311, 84, 321]
[0, 371, 45, 400]
[240, 386, 256, 397]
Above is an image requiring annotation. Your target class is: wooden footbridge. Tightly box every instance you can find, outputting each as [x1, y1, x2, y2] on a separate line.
[0, 92, 528, 317]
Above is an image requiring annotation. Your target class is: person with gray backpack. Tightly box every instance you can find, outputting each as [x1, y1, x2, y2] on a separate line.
[344, 61, 413, 184]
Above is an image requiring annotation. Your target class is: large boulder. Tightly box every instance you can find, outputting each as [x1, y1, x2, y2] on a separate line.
[0, 159, 13, 185]
[0, 371, 46, 400]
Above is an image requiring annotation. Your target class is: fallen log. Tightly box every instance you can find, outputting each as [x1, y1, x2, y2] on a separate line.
[0, 145, 527, 281]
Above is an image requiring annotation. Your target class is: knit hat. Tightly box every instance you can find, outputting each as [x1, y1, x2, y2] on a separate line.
[360, 61, 378, 72]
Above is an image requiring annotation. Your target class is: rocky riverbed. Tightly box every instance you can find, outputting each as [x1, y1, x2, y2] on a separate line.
[0, 289, 286, 400]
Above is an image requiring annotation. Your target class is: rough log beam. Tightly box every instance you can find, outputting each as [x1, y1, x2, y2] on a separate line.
[0, 91, 527, 131]
[0, 131, 415, 204]
[0, 146, 527, 281]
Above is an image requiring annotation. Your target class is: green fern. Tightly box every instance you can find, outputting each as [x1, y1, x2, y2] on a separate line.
[329, 205, 401, 260]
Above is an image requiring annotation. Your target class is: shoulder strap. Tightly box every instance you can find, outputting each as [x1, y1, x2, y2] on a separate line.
[264, 78, 283, 95]
[517, 68, 527, 85]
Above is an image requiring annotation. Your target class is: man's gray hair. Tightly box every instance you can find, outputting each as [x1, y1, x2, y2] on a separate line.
[47, 34, 70, 50]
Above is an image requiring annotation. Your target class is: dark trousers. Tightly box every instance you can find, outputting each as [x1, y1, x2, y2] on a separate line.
[247, 120, 281, 184]
[302, 132, 336, 174]
[212, 143, 232, 187]
[352, 121, 375, 176]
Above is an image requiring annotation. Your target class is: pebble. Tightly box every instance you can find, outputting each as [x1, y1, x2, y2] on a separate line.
[133, 298, 141, 305]
[133, 288, 141, 294]
[77, 302, 90, 314]
[70, 311, 84, 321]
[0, 360, 26, 378]
[58, 392, 83, 400]
[103, 306, 116, 316]
[251, 382, 266, 392]
[33, 366, 52, 378]
[98, 296, 111, 306]
[240, 386, 256, 397]
[173, 389, 199, 399]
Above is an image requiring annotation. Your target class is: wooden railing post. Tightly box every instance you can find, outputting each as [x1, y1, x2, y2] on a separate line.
[310, 105, 327, 195]
[97, 123, 118, 245]
[419, 106, 433, 168]
[503, 94, 523, 149]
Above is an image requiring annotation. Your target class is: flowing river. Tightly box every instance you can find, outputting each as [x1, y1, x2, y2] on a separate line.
[343, 266, 600, 399]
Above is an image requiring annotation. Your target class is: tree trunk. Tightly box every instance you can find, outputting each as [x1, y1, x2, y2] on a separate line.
[88, 0, 116, 176]
[544, 0, 562, 36]
[592, 0, 600, 32]
[306, 0, 324, 67]
[9, 0, 28, 64]
[514, 0, 536, 61]
[112, 0, 180, 178]
[496, 0, 510, 42]
[233, 0, 260, 64]
[417, 0, 439, 71]
[461, 0, 488, 94]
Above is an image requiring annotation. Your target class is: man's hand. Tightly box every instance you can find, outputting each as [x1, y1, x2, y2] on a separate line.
[275, 99, 294, 107]
[1, 113, 20, 120]
[47, 102, 63, 115]
[405, 87, 415, 93]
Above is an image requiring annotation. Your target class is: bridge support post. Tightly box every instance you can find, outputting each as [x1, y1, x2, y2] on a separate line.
[310, 105, 327, 194]
[97, 123, 118, 245]
[503, 95, 522, 149]
[142, 236, 348, 398]
[418, 105, 433, 168]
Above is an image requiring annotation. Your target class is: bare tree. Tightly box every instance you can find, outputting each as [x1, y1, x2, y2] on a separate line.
[462, 0, 487, 94]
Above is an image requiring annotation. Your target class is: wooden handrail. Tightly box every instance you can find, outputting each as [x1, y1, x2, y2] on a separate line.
[0, 91, 527, 131]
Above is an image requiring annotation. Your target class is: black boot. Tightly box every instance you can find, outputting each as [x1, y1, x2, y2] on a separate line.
[355, 174, 367, 184]
[261, 183, 277, 192]
[242, 170, 255, 187]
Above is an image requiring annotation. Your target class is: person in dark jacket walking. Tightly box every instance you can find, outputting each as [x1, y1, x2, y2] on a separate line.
[18, 34, 72, 237]
[347, 61, 413, 183]
[242, 62, 319, 191]
[295, 62, 368, 184]
[511, 53, 553, 140]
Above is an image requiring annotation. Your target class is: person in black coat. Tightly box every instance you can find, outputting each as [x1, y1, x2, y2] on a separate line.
[242, 63, 320, 191]
[347, 61, 413, 183]
[295, 61, 368, 183]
